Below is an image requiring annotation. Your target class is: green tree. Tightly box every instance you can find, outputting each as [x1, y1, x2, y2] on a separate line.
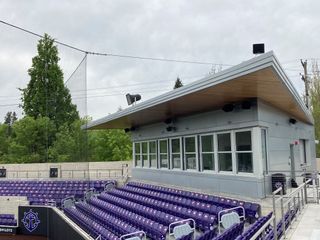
[21, 34, 79, 129]
[173, 77, 183, 89]
[7, 116, 55, 163]
[49, 120, 88, 162]
[0, 124, 10, 162]
[310, 62, 320, 157]
[90, 130, 132, 161]
[4, 111, 17, 137]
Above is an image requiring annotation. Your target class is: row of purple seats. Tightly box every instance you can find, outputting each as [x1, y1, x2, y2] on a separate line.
[235, 212, 273, 240]
[75, 202, 139, 236]
[107, 188, 215, 231]
[120, 185, 225, 216]
[196, 228, 217, 240]
[264, 207, 298, 240]
[0, 218, 17, 226]
[0, 179, 115, 207]
[127, 182, 261, 219]
[89, 197, 167, 240]
[98, 192, 182, 226]
[64, 207, 119, 240]
[213, 222, 244, 240]
[0, 214, 14, 219]
[0, 214, 17, 226]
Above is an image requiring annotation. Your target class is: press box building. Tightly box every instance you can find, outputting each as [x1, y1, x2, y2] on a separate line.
[87, 52, 316, 198]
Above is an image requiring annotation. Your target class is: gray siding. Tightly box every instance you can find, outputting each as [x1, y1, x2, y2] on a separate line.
[132, 103, 259, 141]
[257, 100, 316, 175]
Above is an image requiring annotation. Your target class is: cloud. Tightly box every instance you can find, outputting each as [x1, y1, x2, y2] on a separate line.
[0, 0, 319, 121]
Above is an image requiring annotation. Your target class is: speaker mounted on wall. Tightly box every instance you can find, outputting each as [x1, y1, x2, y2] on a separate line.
[49, 167, 58, 178]
[0, 168, 6, 178]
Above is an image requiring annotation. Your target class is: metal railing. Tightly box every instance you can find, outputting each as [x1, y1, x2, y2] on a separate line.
[168, 218, 196, 240]
[254, 177, 319, 240]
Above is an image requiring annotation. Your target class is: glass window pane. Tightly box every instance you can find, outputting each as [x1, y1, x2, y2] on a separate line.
[135, 143, 140, 154]
[171, 139, 181, 153]
[185, 137, 196, 152]
[236, 131, 252, 151]
[135, 154, 141, 167]
[142, 154, 148, 167]
[237, 153, 253, 173]
[160, 154, 168, 168]
[202, 153, 214, 171]
[149, 141, 156, 154]
[142, 142, 148, 153]
[172, 154, 181, 169]
[160, 140, 168, 153]
[218, 133, 231, 151]
[186, 154, 197, 170]
[218, 153, 232, 171]
[201, 135, 214, 152]
[150, 154, 157, 168]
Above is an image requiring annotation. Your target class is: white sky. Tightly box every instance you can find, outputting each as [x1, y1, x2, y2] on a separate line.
[0, 0, 319, 122]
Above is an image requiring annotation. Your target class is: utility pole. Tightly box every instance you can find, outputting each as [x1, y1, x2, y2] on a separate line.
[301, 59, 309, 108]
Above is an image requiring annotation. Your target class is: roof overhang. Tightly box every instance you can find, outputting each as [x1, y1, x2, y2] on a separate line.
[86, 51, 313, 130]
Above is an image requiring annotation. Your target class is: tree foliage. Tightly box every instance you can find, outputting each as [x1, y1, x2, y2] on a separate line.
[0, 34, 132, 164]
[21, 34, 79, 129]
[310, 61, 320, 157]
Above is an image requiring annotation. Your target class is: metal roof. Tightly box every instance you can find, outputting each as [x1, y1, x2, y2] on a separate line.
[86, 51, 313, 130]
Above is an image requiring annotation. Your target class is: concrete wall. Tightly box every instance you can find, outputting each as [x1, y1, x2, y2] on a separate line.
[0, 161, 132, 180]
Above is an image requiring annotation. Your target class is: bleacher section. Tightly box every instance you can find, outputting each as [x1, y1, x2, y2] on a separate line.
[63, 181, 268, 240]
[0, 180, 115, 207]
[0, 214, 17, 226]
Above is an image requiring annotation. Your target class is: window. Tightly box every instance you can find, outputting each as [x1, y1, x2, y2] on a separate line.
[141, 142, 148, 167]
[217, 133, 232, 171]
[171, 138, 182, 169]
[261, 129, 268, 174]
[185, 136, 197, 170]
[134, 142, 141, 167]
[236, 131, 253, 173]
[159, 139, 169, 168]
[201, 135, 215, 171]
[149, 141, 157, 168]
[300, 139, 307, 164]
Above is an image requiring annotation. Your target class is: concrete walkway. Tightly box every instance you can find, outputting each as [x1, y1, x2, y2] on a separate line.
[287, 204, 320, 240]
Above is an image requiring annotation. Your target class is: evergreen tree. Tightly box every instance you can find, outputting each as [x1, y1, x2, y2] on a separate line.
[173, 77, 183, 89]
[21, 34, 79, 129]
[310, 61, 320, 157]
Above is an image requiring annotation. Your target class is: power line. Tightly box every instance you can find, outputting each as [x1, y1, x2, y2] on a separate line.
[0, 19, 233, 66]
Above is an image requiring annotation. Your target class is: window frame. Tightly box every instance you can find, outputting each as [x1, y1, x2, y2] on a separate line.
[183, 135, 199, 171]
[170, 137, 183, 170]
[133, 142, 142, 168]
[217, 131, 233, 173]
[200, 133, 216, 172]
[235, 129, 254, 174]
[149, 140, 158, 168]
[158, 139, 170, 169]
[140, 141, 149, 168]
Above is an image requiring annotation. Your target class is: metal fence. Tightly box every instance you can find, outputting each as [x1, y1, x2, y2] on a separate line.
[252, 177, 319, 240]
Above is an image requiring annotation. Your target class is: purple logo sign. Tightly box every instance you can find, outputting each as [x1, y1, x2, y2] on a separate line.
[21, 209, 41, 233]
